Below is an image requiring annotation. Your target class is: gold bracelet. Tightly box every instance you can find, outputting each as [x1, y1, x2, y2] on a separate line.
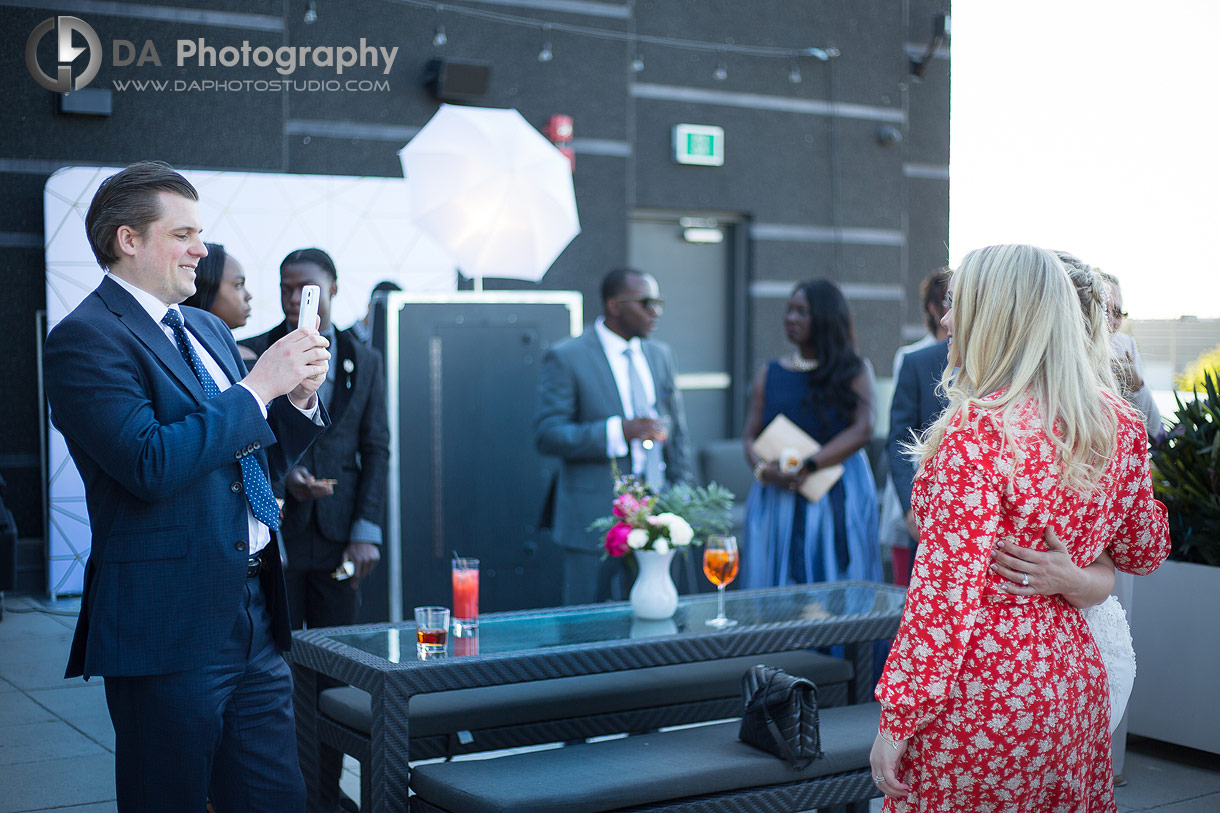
[753, 460, 768, 482]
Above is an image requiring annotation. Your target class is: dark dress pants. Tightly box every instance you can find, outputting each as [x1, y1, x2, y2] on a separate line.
[283, 527, 361, 805]
[104, 572, 305, 812]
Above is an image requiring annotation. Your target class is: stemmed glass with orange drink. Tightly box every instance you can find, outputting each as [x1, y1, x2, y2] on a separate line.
[703, 534, 739, 628]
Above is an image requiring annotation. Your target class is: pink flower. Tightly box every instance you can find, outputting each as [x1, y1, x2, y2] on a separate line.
[604, 522, 632, 557]
[613, 493, 642, 519]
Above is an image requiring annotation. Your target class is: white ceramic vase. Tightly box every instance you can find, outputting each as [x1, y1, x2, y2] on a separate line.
[630, 548, 678, 620]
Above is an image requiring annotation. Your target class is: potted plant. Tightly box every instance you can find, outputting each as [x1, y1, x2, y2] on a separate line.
[589, 473, 734, 620]
[1127, 371, 1220, 754]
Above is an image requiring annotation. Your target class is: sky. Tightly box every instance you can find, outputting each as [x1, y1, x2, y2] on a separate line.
[949, 1, 1220, 319]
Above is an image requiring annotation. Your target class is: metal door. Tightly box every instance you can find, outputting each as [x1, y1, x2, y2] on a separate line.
[628, 214, 746, 449]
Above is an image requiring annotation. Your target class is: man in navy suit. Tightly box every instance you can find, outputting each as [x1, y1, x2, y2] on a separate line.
[886, 338, 950, 579]
[535, 268, 693, 605]
[43, 162, 330, 811]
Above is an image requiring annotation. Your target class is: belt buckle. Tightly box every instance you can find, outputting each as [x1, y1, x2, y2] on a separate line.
[246, 554, 261, 578]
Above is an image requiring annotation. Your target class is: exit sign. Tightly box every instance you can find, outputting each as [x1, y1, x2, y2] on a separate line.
[673, 124, 724, 166]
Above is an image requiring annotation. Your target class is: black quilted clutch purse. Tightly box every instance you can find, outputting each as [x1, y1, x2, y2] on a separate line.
[738, 664, 824, 769]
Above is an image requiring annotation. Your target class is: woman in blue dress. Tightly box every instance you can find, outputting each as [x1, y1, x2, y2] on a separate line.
[741, 279, 882, 588]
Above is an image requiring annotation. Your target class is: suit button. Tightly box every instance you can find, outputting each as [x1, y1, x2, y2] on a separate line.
[253, 441, 261, 450]
[235, 541, 246, 551]
[234, 450, 243, 460]
[230, 481, 243, 493]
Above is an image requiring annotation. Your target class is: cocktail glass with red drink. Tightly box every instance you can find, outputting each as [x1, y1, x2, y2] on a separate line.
[452, 557, 479, 636]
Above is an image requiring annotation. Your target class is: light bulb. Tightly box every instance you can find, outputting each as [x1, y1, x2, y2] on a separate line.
[538, 41, 553, 62]
[303, 0, 317, 24]
[631, 54, 644, 72]
[788, 62, 802, 83]
[713, 63, 728, 81]
[432, 25, 447, 47]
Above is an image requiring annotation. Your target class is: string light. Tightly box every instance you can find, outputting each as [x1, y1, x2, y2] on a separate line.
[538, 25, 553, 62]
[713, 51, 728, 81]
[432, 24, 447, 46]
[304, 0, 318, 24]
[788, 58, 802, 83]
[630, 50, 645, 72]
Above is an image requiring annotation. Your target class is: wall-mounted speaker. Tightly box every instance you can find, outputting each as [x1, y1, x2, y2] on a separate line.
[423, 59, 491, 103]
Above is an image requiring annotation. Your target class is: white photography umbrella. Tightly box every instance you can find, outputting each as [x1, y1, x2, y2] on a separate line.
[398, 104, 580, 285]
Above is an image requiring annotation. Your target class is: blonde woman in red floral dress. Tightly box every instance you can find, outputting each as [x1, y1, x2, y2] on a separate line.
[870, 245, 1170, 812]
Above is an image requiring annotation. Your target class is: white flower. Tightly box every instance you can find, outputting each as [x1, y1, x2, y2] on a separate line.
[649, 513, 694, 546]
[653, 537, 669, 554]
[627, 529, 649, 550]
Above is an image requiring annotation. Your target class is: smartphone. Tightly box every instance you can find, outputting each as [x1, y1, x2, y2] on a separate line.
[332, 560, 355, 581]
[298, 284, 321, 330]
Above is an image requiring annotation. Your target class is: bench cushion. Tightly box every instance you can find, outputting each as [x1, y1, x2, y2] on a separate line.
[410, 701, 881, 813]
[319, 649, 851, 738]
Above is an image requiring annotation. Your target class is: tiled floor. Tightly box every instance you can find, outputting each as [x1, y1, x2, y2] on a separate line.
[4, 592, 1219, 812]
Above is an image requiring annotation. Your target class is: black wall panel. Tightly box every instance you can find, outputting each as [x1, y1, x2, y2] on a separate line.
[0, 0, 949, 576]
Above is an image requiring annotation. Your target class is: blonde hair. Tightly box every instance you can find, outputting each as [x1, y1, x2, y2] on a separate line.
[913, 245, 1118, 494]
[1056, 251, 1118, 392]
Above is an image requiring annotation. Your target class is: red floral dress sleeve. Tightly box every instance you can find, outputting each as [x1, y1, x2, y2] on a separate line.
[876, 416, 1006, 742]
[1108, 408, 1170, 575]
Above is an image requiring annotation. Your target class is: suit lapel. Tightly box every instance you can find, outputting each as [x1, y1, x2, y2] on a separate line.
[183, 310, 243, 386]
[326, 329, 356, 425]
[641, 341, 666, 398]
[584, 330, 626, 416]
[98, 277, 205, 403]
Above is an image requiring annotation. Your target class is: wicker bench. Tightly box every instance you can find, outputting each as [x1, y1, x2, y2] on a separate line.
[409, 701, 882, 813]
[316, 650, 853, 806]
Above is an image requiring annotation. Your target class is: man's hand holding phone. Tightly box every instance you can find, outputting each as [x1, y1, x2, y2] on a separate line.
[242, 284, 329, 407]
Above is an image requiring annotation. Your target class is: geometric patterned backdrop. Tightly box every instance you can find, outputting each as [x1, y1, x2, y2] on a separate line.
[44, 166, 457, 596]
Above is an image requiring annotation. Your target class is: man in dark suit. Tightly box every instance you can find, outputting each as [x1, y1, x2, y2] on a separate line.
[243, 248, 389, 812]
[535, 268, 693, 605]
[43, 162, 330, 811]
[886, 338, 950, 579]
[242, 248, 389, 626]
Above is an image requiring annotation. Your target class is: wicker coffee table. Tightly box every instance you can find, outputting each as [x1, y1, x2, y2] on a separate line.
[288, 580, 906, 812]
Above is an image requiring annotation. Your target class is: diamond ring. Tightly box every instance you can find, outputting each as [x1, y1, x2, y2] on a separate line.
[1021, 572, 1030, 587]
[874, 775, 886, 783]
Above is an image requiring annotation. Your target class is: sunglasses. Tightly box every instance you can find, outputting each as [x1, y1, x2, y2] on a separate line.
[615, 297, 665, 312]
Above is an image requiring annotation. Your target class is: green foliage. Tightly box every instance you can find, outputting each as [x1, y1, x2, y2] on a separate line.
[587, 463, 735, 543]
[1150, 370, 1220, 566]
[653, 481, 736, 539]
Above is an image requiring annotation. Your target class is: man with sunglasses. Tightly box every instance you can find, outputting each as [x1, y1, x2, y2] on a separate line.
[535, 268, 693, 605]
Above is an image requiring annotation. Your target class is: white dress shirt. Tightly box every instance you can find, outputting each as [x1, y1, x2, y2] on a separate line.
[594, 317, 658, 477]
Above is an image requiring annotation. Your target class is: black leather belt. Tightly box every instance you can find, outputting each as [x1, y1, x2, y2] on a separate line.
[246, 552, 263, 578]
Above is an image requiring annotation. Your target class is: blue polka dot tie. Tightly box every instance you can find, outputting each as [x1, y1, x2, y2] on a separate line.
[162, 309, 281, 531]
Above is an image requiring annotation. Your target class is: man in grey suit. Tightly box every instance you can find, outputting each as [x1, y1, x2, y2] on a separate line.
[535, 268, 693, 605]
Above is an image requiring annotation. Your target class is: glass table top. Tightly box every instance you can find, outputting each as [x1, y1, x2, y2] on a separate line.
[324, 582, 905, 664]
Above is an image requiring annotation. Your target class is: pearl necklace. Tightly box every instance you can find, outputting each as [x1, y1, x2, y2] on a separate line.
[791, 352, 819, 372]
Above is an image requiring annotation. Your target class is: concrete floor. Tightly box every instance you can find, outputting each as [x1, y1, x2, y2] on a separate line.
[3, 592, 1219, 813]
